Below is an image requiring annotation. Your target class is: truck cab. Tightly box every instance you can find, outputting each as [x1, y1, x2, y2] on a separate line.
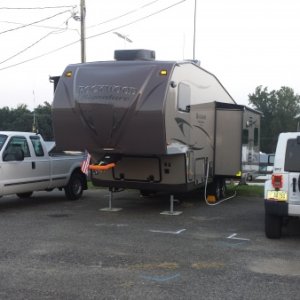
[264, 132, 300, 238]
[0, 132, 87, 200]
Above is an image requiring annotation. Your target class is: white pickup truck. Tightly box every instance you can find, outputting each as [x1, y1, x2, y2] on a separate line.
[264, 132, 300, 238]
[0, 131, 87, 200]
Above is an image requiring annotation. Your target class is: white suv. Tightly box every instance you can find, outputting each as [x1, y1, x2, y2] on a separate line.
[264, 132, 300, 238]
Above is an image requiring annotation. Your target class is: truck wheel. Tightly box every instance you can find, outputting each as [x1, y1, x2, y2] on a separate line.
[265, 213, 282, 239]
[64, 172, 84, 200]
[17, 192, 33, 199]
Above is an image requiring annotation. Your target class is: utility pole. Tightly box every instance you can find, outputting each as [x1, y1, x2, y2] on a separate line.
[80, 0, 86, 63]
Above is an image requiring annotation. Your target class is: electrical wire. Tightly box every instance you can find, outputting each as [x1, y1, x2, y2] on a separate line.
[0, 6, 76, 10]
[0, 20, 78, 32]
[86, 0, 187, 41]
[0, 10, 71, 36]
[87, 0, 160, 29]
[0, 0, 186, 71]
[0, 39, 79, 71]
[0, 28, 68, 65]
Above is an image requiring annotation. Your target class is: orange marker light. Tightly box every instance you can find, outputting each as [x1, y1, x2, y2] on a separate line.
[65, 71, 72, 77]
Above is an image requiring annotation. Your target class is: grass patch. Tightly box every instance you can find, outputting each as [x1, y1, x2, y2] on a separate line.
[227, 183, 264, 197]
[87, 181, 104, 189]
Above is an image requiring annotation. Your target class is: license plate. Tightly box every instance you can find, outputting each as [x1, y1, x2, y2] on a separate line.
[267, 191, 288, 201]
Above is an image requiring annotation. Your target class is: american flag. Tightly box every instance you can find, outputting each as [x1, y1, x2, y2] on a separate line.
[81, 151, 91, 175]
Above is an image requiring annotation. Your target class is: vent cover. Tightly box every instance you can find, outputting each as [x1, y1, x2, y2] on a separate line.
[114, 49, 155, 61]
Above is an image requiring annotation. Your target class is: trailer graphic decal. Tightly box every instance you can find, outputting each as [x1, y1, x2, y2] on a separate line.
[175, 117, 191, 136]
[171, 138, 204, 151]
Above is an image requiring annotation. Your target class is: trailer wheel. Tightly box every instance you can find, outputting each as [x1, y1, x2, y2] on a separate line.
[64, 172, 84, 200]
[208, 178, 226, 201]
[265, 212, 282, 239]
[17, 192, 33, 199]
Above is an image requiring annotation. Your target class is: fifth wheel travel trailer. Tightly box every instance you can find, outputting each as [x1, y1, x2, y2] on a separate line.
[52, 49, 260, 200]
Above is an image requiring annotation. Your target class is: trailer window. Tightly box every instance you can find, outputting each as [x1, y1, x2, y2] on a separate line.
[0, 134, 7, 151]
[254, 128, 259, 146]
[242, 129, 249, 145]
[177, 83, 191, 112]
[30, 136, 44, 157]
[284, 138, 300, 172]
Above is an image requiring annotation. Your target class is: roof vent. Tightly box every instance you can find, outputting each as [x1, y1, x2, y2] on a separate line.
[114, 49, 155, 61]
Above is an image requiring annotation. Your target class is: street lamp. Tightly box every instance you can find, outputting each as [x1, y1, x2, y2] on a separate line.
[113, 32, 133, 48]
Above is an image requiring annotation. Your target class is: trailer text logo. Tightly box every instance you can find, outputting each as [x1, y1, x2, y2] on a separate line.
[78, 84, 137, 101]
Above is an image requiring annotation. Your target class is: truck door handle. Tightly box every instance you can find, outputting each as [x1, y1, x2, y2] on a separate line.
[32, 162, 36, 169]
[293, 178, 296, 192]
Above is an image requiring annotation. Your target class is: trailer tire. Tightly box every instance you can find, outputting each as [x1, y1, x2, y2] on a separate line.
[265, 212, 282, 239]
[64, 172, 84, 201]
[17, 192, 33, 199]
[208, 178, 226, 201]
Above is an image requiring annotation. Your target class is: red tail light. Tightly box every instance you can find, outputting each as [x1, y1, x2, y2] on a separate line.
[272, 174, 283, 189]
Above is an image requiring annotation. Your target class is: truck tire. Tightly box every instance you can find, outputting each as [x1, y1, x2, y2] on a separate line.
[17, 192, 33, 199]
[265, 212, 282, 239]
[64, 172, 84, 200]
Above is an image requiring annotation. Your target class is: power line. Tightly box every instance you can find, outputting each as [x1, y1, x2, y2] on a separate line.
[86, 0, 187, 41]
[0, 6, 76, 10]
[87, 0, 160, 29]
[0, 27, 68, 65]
[0, 39, 80, 71]
[0, 10, 71, 36]
[0, 20, 78, 32]
[0, 0, 186, 71]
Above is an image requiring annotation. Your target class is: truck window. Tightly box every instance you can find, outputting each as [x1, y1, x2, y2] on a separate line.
[30, 136, 44, 157]
[0, 134, 7, 151]
[177, 83, 191, 112]
[4, 136, 30, 158]
[284, 138, 300, 172]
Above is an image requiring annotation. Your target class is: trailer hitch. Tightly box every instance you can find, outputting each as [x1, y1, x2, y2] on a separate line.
[89, 163, 116, 171]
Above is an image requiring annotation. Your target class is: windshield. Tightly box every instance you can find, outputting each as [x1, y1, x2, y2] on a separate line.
[0, 134, 8, 151]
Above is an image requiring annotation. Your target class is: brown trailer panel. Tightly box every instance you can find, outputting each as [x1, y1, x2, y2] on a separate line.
[52, 60, 175, 160]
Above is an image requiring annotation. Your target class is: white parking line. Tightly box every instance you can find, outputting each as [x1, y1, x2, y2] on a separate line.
[227, 233, 250, 241]
[149, 229, 186, 235]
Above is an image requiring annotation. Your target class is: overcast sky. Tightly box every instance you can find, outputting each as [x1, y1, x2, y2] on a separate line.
[0, 0, 299, 110]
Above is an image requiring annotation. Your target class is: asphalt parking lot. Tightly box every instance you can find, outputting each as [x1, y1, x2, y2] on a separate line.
[0, 188, 299, 300]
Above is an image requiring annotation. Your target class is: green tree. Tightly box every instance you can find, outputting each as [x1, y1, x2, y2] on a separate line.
[0, 102, 53, 140]
[0, 106, 11, 129]
[249, 86, 300, 153]
[9, 104, 32, 131]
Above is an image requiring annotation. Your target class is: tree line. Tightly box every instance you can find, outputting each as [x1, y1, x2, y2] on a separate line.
[0, 101, 53, 140]
[249, 86, 300, 153]
[0, 86, 299, 152]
